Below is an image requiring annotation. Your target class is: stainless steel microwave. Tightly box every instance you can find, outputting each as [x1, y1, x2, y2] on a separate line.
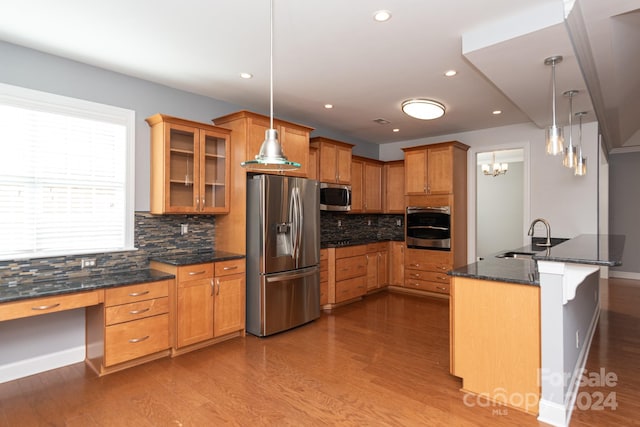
[319, 183, 351, 211]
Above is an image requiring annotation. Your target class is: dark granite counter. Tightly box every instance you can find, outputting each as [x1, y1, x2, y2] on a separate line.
[448, 234, 625, 286]
[0, 269, 175, 304]
[321, 237, 404, 249]
[149, 250, 245, 266]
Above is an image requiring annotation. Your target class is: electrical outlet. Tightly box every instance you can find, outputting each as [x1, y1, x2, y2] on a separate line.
[396, 219, 402, 227]
[181, 224, 188, 235]
[576, 330, 580, 349]
[367, 219, 372, 226]
[337, 220, 342, 227]
[81, 258, 96, 269]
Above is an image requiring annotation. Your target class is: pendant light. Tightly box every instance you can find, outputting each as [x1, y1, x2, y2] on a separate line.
[544, 56, 564, 155]
[241, 0, 300, 171]
[574, 111, 587, 176]
[562, 90, 578, 168]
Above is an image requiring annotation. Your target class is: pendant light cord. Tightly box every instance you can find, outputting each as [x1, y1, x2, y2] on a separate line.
[551, 61, 557, 127]
[269, 0, 274, 130]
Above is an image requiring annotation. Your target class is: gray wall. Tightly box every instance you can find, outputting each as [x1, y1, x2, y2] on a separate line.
[476, 162, 524, 258]
[0, 41, 379, 212]
[609, 151, 640, 274]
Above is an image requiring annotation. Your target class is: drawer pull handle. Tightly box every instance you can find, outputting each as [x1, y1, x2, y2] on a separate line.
[223, 266, 238, 271]
[32, 303, 61, 311]
[129, 335, 150, 344]
[437, 275, 448, 281]
[128, 291, 150, 297]
[129, 308, 150, 315]
[439, 266, 448, 270]
[409, 263, 420, 268]
[436, 286, 447, 291]
[189, 270, 207, 276]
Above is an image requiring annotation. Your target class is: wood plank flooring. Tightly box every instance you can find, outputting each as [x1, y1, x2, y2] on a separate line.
[1, 278, 639, 426]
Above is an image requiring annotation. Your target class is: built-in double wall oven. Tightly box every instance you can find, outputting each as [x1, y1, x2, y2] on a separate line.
[406, 206, 451, 250]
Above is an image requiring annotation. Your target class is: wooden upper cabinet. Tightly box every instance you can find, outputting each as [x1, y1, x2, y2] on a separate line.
[308, 146, 319, 181]
[402, 141, 469, 195]
[310, 137, 354, 184]
[146, 114, 230, 214]
[383, 160, 404, 213]
[351, 156, 382, 213]
[213, 110, 313, 178]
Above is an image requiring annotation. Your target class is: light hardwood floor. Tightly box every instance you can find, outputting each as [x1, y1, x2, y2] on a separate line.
[1, 278, 638, 426]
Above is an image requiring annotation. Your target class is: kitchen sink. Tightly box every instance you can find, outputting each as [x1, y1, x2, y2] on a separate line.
[495, 251, 536, 260]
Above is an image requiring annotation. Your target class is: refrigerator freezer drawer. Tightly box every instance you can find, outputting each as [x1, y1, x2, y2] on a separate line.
[247, 266, 320, 337]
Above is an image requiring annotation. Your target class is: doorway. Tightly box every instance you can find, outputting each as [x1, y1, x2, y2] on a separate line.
[472, 147, 529, 260]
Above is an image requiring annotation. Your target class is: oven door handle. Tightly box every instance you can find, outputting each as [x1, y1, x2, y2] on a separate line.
[408, 225, 449, 231]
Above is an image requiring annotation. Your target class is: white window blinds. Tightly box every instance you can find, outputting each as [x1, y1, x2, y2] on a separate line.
[0, 84, 135, 260]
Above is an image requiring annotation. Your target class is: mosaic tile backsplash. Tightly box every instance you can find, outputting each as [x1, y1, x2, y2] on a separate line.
[0, 211, 403, 285]
[0, 212, 216, 284]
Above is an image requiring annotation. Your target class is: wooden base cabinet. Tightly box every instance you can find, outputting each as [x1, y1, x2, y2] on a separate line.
[320, 249, 329, 306]
[366, 242, 389, 292]
[86, 279, 172, 376]
[150, 258, 246, 356]
[403, 248, 452, 295]
[389, 241, 405, 286]
[323, 245, 367, 309]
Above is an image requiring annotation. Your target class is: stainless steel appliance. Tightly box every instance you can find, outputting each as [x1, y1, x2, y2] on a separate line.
[319, 182, 351, 211]
[246, 174, 320, 336]
[406, 206, 451, 250]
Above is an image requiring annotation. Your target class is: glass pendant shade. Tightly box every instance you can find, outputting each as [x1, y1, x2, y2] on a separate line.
[563, 145, 577, 168]
[544, 56, 564, 156]
[241, 129, 301, 170]
[546, 125, 564, 155]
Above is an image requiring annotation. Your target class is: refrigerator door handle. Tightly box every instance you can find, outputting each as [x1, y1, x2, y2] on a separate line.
[295, 186, 303, 265]
[289, 188, 298, 263]
[265, 267, 319, 283]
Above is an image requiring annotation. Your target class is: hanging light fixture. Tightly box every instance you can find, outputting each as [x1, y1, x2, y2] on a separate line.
[241, 0, 300, 171]
[481, 152, 509, 177]
[574, 111, 587, 176]
[544, 56, 564, 155]
[562, 90, 578, 168]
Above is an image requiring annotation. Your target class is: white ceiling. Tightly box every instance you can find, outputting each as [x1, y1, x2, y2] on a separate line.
[0, 0, 637, 150]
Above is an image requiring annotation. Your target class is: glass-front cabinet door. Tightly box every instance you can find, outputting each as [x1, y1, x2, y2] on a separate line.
[167, 124, 198, 212]
[199, 129, 229, 213]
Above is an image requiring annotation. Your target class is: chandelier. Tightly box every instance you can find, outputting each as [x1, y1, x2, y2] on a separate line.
[481, 152, 508, 177]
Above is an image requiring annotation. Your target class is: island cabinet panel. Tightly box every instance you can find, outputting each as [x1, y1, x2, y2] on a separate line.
[86, 279, 172, 376]
[450, 276, 541, 415]
[146, 114, 231, 214]
[310, 136, 353, 184]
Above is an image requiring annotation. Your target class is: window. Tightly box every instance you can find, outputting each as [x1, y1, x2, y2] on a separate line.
[0, 83, 135, 260]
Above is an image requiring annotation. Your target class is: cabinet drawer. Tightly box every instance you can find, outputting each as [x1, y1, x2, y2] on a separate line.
[104, 280, 169, 307]
[105, 297, 169, 326]
[405, 249, 452, 272]
[404, 278, 450, 294]
[336, 245, 367, 259]
[335, 255, 367, 281]
[104, 314, 169, 366]
[366, 242, 387, 253]
[336, 276, 366, 303]
[0, 290, 101, 322]
[178, 263, 214, 281]
[320, 269, 329, 283]
[405, 270, 450, 284]
[215, 259, 245, 277]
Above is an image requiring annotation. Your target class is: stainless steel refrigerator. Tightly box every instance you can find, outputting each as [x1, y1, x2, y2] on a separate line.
[246, 174, 320, 337]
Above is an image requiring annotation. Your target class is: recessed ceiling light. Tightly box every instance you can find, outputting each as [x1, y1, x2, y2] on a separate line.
[444, 70, 457, 77]
[240, 72, 253, 79]
[324, 104, 333, 109]
[492, 110, 502, 115]
[373, 10, 392, 22]
[401, 99, 445, 120]
[393, 128, 400, 133]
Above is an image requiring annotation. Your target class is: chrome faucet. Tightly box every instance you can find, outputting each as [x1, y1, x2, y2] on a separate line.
[528, 218, 552, 247]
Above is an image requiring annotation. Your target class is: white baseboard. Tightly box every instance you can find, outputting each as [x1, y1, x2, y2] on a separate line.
[0, 346, 85, 384]
[609, 271, 640, 281]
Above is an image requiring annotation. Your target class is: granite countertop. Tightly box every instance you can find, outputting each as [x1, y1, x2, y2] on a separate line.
[149, 249, 245, 266]
[0, 269, 175, 304]
[448, 234, 625, 286]
[321, 237, 404, 249]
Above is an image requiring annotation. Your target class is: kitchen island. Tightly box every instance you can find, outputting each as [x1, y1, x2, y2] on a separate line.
[448, 234, 624, 427]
